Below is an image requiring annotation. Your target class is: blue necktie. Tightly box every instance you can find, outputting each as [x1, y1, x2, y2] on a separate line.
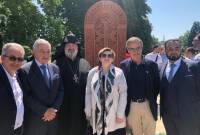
[40, 65, 50, 87]
[168, 63, 176, 82]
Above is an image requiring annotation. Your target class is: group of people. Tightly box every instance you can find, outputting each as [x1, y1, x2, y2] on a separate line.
[1, 32, 200, 135]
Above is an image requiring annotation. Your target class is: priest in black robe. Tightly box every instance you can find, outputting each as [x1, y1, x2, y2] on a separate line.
[55, 32, 90, 135]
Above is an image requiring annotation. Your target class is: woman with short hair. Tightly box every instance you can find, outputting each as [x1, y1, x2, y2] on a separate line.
[85, 47, 127, 135]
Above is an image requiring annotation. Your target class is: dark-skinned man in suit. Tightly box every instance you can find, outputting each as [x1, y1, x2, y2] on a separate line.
[160, 39, 200, 135]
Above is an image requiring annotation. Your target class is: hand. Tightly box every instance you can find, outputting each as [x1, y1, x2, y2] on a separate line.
[116, 117, 124, 124]
[42, 108, 57, 122]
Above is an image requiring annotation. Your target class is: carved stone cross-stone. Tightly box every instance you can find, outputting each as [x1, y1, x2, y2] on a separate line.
[84, 0, 127, 67]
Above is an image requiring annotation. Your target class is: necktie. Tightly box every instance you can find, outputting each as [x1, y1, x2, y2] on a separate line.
[168, 63, 176, 82]
[155, 54, 158, 62]
[40, 65, 50, 87]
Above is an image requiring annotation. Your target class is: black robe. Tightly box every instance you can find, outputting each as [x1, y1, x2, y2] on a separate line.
[56, 56, 89, 135]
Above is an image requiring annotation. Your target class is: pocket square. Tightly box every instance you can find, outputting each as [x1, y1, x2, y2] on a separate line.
[184, 74, 193, 77]
[52, 74, 60, 79]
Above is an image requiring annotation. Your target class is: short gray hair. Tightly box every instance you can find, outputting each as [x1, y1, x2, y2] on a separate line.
[33, 38, 51, 51]
[1, 43, 25, 56]
[126, 37, 143, 48]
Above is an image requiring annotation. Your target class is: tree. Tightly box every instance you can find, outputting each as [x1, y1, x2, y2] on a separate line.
[115, 0, 152, 53]
[0, 0, 66, 56]
[179, 31, 190, 48]
[0, 0, 11, 51]
[39, 0, 153, 54]
[151, 35, 159, 46]
[188, 21, 200, 46]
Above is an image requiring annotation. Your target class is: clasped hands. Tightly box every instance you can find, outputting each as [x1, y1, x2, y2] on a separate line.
[42, 108, 57, 122]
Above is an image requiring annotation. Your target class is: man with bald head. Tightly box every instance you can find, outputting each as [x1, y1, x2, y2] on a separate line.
[0, 43, 25, 135]
[18, 39, 63, 135]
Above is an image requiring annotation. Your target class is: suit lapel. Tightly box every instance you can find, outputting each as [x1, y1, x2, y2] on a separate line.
[171, 60, 187, 83]
[29, 60, 50, 90]
[0, 65, 16, 105]
[160, 61, 168, 80]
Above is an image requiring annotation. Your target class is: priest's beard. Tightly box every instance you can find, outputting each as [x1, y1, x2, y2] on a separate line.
[65, 49, 78, 61]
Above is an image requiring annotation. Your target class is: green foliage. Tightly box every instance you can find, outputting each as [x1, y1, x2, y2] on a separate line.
[188, 21, 200, 46]
[151, 35, 159, 46]
[115, 0, 152, 53]
[1, 0, 44, 47]
[23, 45, 32, 58]
[179, 30, 190, 48]
[1, 0, 153, 57]
[40, 0, 153, 55]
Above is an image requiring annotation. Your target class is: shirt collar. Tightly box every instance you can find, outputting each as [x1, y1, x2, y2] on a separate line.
[2, 65, 16, 80]
[35, 59, 47, 68]
[167, 57, 181, 67]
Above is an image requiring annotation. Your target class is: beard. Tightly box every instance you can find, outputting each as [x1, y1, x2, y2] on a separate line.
[65, 49, 78, 60]
[166, 53, 181, 61]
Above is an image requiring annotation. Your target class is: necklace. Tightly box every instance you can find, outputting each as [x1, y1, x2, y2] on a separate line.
[66, 58, 79, 84]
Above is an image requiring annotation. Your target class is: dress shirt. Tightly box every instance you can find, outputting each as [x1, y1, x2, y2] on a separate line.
[35, 59, 50, 80]
[2, 66, 24, 129]
[165, 58, 181, 80]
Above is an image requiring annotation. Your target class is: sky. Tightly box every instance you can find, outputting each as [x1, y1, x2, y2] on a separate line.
[147, 0, 200, 41]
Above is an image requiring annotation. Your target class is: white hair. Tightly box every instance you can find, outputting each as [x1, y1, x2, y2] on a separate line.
[33, 38, 51, 51]
[1, 43, 25, 56]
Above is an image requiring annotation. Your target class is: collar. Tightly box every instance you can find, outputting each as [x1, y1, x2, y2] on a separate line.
[2, 65, 16, 79]
[167, 57, 181, 67]
[35, 59, 47, 67]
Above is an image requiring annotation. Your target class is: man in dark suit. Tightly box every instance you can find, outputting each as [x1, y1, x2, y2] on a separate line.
[18, 39, 64, 135]
[160, 39, 200, 135]
[0, 43, 25, 135]
[120, 37, 160, 135]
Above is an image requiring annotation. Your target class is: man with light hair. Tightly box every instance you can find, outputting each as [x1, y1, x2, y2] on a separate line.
[0, 43, 25, 135]
[18, 38, 63, 135]
[120, 37, 160, 135]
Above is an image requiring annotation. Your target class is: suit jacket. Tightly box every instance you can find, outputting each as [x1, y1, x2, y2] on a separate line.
[160, 59, 200, 125]
[120, 58, 160, 120]
[0, 64, 23, 135]
[18, 60, 64, 119]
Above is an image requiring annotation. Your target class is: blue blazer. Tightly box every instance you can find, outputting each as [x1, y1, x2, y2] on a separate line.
[120, 58, 160, 120]
[160, 59, 200, 126]
[18, 60, 64, 118]
[0, 64, 23, 135]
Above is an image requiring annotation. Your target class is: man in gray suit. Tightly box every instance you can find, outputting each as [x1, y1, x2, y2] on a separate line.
[160, 39, 200, 135]
[18, 39, 63, 135]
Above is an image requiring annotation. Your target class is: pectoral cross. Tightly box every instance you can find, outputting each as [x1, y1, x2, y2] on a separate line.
[73, 74, 79, 84]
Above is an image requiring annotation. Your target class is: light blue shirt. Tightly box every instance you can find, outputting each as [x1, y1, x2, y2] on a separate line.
[165, 58, 181, 80]
[35, 59, 50, 79]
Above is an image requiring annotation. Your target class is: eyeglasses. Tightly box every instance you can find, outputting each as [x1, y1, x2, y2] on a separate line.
[127, 46, 142, 52]
[101, 53, 113, 58]
[4, 55, 24, 62]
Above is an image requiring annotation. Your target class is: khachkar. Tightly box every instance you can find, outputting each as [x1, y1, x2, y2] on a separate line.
[84, 0, 127, 67]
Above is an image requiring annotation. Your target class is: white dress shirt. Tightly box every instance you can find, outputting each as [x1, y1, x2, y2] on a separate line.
[2, 66, 24, 129]
[145, 52, 163, 70]
[165, 58, 181, 80]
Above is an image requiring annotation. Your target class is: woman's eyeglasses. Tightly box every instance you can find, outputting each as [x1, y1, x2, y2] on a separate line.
[101, 53, 113, 58]
[4, 55, 24, 62]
